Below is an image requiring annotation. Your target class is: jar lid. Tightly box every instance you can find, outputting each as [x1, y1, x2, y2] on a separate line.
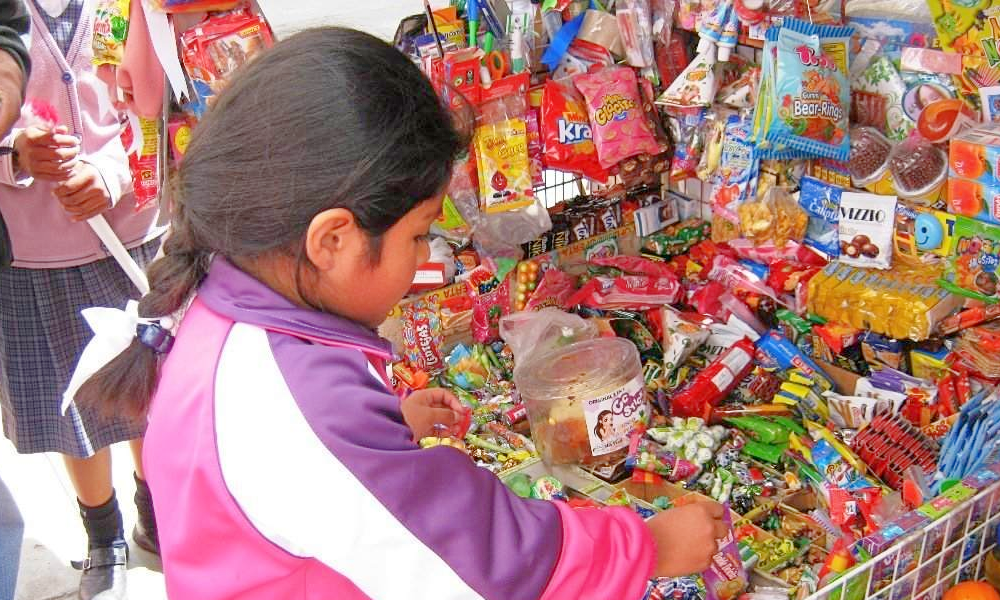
[515, 338, 641, 400]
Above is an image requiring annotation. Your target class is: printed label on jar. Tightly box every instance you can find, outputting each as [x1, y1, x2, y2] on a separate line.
[583, 374, 648, 456]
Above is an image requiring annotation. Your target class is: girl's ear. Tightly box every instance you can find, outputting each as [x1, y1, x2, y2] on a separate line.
[304, 208, 361, 272]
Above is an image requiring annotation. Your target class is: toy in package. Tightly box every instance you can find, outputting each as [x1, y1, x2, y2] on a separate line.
[756, 19, 853, 161]
[401, 297, 446, 374]
[942, 216, 1000, 303]
[92, 0, 130, 66]
[180, 9, 274, 114]
[837, 192, 897, 269]
[540, 79, 610, 182]
[475, 79, 536, 213]
[574, 66, 660, 168]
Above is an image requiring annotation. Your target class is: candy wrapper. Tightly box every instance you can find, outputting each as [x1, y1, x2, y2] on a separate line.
[93, 0, 130, 66]
[737, 186, 808, 247]
[524, 268, 575, 311]
[672, 338, 756, 420]
[475, 89, 536, 214]
[401, 298, 445, 374]
[756, 20, 853, 161]
[540, 79, 610, 182]
[852, 55, 914, 141]
[574, 66, 660, 169]
[668, 108, 709, 181]
[662, 307, 711, 374]
[702, 507, 749, 600]
[837, 192, 897, 270]
[627, 435, 701, 481]
[656, 50, 718, 108]
[565, 274, 683, 310]
[799, 176, 841, 257]
[712, 113, 760, 223]
[645, 576, 707, 600]
[942, 216, 1000, 303]
[590, 255, 677, 278]
[466, 264, 512, 343]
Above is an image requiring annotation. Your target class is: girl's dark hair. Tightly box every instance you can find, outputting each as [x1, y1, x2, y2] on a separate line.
[78, 27, 466, 419]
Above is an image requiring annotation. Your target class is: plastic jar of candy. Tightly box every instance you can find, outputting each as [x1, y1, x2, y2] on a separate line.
[515, 337, 648, 466]
[889, 136, 948, 205]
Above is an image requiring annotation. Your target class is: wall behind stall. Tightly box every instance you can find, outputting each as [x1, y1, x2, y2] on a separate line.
[256, 0, 451, 40]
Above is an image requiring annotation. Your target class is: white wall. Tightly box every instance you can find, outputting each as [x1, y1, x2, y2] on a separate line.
[257, 0, 452, 41]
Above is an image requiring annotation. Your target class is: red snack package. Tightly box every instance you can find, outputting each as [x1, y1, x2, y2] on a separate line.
[671, 338, 755, 419]
[524, 268, 576, 311]
[564, 274, 682, 310]
[401, 298, 445, 374]
[465, 265, 511, 343]
[590, 255, 679, 278]
[540, 79, 610, 182]
[574, 66, 660, 169]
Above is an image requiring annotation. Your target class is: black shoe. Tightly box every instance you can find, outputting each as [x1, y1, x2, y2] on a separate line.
[131, 523, 158, 556]
[132, 474, 159, 556]
[72, 542, 128, 600]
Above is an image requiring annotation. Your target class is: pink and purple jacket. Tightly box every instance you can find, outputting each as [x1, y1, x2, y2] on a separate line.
[143, 258, 657, 600]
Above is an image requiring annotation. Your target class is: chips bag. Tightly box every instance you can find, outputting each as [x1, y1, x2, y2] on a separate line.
[93, 0, 130, 66]
[540, 79, 610, 182]
[756, 19, 853, 162]
[574, 66, 660, 169]
[401, 297, 446, 374]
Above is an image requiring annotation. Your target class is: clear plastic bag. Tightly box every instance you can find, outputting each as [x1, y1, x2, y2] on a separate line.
[617, 0, 656, 68]
[499, 308, 598, 370]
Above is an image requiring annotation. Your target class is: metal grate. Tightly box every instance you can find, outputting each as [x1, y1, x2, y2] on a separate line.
[805, 482, 1000, 600]
[533, 169, 589, 208]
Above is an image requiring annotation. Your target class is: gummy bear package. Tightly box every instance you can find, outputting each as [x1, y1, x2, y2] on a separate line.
[756, 19, 853, 161]
[540, 79, 610, 182]
[574, 66, 660, 169]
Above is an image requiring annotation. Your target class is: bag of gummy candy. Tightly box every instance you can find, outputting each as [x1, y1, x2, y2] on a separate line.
[574, 65, 660, 169]
[761, 19, 853, 161]
[475, 78, 536, 214]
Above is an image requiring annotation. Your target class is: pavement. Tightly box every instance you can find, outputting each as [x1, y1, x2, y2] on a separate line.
[0, 440, 166, 600]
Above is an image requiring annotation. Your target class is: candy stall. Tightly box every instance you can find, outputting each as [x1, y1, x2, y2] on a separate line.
[96, 0, 1000, 598]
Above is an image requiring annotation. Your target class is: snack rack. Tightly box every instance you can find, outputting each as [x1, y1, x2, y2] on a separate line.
[805, 480, 1000, 600]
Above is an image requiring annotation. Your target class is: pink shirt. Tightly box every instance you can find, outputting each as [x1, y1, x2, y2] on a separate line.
[0, 0, 164, 269]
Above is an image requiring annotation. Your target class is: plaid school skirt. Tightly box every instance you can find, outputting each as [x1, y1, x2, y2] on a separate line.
[0, 238, 161, 457]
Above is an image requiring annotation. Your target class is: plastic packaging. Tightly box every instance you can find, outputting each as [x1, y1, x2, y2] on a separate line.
[574, 66, 660, 168]
[514, 337, 648, 465]
[848, 127, 893, 191]
[656, 50, 718, 108]
[837, 192, 897, 270]
[401, 297, 446, 374]
[475, 88, 536, 213]
[888, 136, 947, 204]
[617, 0, 655, 68]
[540, 79, 610, 182]
[93, 0, 130, 66]
[798, 176, 841, 257]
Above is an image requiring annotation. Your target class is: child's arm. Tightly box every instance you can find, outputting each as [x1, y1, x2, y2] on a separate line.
[214, 328, 658, 600]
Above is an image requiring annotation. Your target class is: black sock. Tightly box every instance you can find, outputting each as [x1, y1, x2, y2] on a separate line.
[79, 491, 125, 550]
[133, 473, 156, 531]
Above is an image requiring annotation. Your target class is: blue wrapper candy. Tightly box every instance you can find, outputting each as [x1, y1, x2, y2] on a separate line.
[755, 330, 833, 391]
[644, 576, 706, 600]
[798, 176, 841, 258]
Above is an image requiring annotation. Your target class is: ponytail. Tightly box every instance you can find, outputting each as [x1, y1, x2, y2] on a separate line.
[76, 213, 211, 420]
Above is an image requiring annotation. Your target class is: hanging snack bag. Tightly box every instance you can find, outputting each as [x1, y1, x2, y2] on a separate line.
[942, 216, 1000, 303]
[540, 79, 610, 182]
[656, 50, 718, 108]
[475, 82, 536, 214]
[799, 176, 841, 257]
[760, 20, 853, 161]
[574, 66, 660, 169]
[466, 264, 512, 343]
[93, 0, 130, 66]
[837, 192, 897, 270]
[120, 116, 160, 213]
[401, 297, 446, 374]
[711, 112, 760, 223]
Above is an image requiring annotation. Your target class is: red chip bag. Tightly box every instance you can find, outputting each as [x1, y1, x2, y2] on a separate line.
[540, 80, 610, 183]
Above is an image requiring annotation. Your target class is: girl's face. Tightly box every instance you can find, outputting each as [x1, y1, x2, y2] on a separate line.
[305, 197, 443, 328]
[600, 414, 613, 429]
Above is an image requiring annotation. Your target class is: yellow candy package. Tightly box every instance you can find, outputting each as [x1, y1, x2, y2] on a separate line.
[474, 75, 535, 214]
[93, 0, 131, 66]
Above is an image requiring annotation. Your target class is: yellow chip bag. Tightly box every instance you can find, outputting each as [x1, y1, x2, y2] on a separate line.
[93, 0, 130, 66]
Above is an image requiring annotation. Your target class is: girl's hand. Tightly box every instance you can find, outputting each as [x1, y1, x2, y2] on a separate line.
[401, 388, 470, 441]
[14, 126, 80, 181]
[647, 501, 728, 577]
[53, 163, 112, 222]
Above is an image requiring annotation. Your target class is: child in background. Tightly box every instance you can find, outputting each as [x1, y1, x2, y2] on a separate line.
[76, 27, 726, 599]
